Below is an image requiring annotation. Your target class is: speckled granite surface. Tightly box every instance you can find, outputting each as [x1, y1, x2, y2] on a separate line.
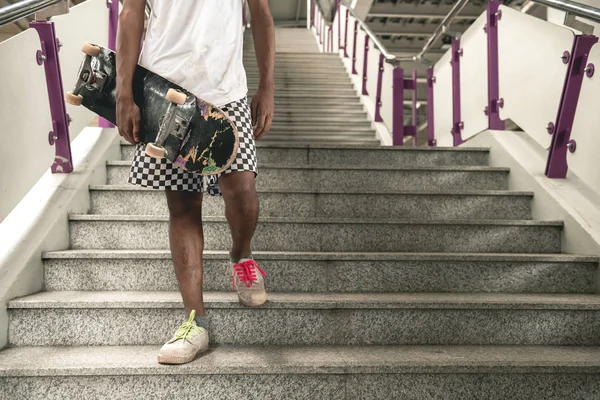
[120, 143, 490, 167]
[1, 345, 600, 399]
[43, 255, 597, 293]
[89, 186, 532, 220]
[107, 161, 509, 191]
[8, 292, 600, 346]
[68, 216, 562, 252]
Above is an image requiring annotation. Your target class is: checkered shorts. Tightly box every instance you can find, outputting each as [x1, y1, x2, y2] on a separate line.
[128, 97, 257, 196]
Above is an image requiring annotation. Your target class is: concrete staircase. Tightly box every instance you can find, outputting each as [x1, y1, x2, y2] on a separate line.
[1, 28, 600, 399]
[244, 28, 380, 146]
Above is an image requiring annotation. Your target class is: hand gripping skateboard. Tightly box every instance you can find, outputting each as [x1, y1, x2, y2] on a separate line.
[65, 43, 239, 175]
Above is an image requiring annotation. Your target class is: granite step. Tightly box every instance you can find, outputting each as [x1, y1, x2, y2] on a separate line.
[8, 291, 600, 346]
[42, 250, 598, 293]
[246, 81, 354, 88]
[236, 134, 378, 142]
[247, 76, 354, 83]
[245, 88, 358, 95]
[262, 94, 361, 101]
[107, 163, 508, 191]
[244, 125, 375, 133]
[255, 139, 382, 147]
[68, 216, 561, 253]
[267, 116, 370, 123]
[119, 143, 490, 167]
[267, 107, 368, 115]
[88, 187, 533, 220]
[1, 345, 599, 400]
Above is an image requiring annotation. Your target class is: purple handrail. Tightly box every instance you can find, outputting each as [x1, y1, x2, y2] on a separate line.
[30, 21, 73, 173]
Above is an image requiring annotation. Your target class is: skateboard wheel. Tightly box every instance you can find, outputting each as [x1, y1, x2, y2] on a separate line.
[166, 88, 187, 105]
[81, 42, 101, 57]
[65, 91, 83, 106]
[145, 143, 168, 159]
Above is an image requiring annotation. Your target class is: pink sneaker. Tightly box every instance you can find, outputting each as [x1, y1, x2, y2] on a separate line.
[231, 259, 268, 307]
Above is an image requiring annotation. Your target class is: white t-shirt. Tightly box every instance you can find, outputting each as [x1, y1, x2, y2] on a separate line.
[139, 0, 247, 107]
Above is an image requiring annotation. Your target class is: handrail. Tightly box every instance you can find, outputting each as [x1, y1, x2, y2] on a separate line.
[416, 0, 470, 62]
[0, 0, 63, 27]
[341, 0, 412, 65]
[531, 0, 600, 23]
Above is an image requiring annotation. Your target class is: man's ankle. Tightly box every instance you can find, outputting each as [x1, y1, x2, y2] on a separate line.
[230, 252, 253, 263]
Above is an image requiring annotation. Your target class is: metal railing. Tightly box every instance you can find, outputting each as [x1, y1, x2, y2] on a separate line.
[340, 0, 469, 66]
[531, 0, 600, 23]
[416, 0, 470, 62]
[0, 0, 63, 27]
[340, 0, 412, 65]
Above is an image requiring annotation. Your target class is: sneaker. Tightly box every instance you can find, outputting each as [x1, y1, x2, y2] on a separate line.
[232, 258, 268, 307]
[157, 310, 209, 365]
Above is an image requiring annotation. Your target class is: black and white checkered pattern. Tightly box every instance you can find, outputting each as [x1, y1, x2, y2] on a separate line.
[128, 97, 257, 196]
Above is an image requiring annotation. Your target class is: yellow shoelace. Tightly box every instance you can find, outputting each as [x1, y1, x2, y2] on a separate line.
[174, 309, 203, 341]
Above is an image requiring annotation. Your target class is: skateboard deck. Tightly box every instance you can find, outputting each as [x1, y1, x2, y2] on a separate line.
[65, 43, 239, 176]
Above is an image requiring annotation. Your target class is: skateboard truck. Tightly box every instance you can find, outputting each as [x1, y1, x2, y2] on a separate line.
[65, 43, 108, 106]
[145, 88, 191, 159]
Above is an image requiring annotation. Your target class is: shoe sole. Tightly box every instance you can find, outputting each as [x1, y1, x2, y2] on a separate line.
[157, 342, 209, 365]
[239, 293, 269, 307]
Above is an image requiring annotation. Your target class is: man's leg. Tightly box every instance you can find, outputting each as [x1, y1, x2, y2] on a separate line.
[219, 171, 267, 306]
[218, 171, 259, 261]
[165, 189, 206, 317]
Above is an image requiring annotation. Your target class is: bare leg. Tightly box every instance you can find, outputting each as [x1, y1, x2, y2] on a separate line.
[218, 171, 259, 260]
[165, 190, 205, 316]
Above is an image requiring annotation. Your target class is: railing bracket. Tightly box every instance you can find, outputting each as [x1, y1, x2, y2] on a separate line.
[561, 50, 571, 64]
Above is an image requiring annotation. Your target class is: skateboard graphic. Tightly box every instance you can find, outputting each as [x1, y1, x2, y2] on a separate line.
[65, 43, 239, 175]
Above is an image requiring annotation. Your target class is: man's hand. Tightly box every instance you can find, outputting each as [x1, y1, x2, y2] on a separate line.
[116, 94, 141, 144]
[251, 86, 274, 140]
[248, 0, 275, 141]
[115, 0, 145, 144]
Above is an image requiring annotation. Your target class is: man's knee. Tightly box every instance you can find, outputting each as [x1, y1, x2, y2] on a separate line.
[220, 172, 257, 201]
[165, 190, 203, 218]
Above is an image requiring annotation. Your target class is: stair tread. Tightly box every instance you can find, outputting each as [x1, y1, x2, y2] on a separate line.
[68, 214, 561, 226]
[41, 249, 597, 263]
[117, 139, 489, 152]
[89, 185, 532, 196]
[107, 160, 505, 172]
[1, 345, 599, 377]
[9, 291, 600, 310]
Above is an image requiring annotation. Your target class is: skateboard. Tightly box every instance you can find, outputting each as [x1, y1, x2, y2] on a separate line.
[65, 43, 239, 175]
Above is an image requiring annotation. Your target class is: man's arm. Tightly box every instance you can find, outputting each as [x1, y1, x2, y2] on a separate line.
[115, 0, 146, 144]
[248, 0, 275, 140]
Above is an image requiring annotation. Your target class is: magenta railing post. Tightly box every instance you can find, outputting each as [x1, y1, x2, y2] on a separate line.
[486, 0, 505, 130]
[401, 71, 417, 143]
[343, 9, 349, 57]
[311, 0, 315, 27]
[337, 0, 341, 52]
[320, 16, 324, 45]
[361, 35, 369, 95]
[351, 21, 358, 74]
[451, 39, 464, 146]
[99, 0, 119, 128]
[410, 69, 418, 144]
[30, 21, 73, 173]
[392, 67, 405, 146]
[545, 35, 598, 178]
[427, 67, 437, 146]
[329, 26, 333, 52]
[374, 54, 384, 122]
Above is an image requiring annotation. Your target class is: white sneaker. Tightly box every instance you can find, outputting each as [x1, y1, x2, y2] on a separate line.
[157, 310, 209, 365]
[232, 258, 268, 307]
